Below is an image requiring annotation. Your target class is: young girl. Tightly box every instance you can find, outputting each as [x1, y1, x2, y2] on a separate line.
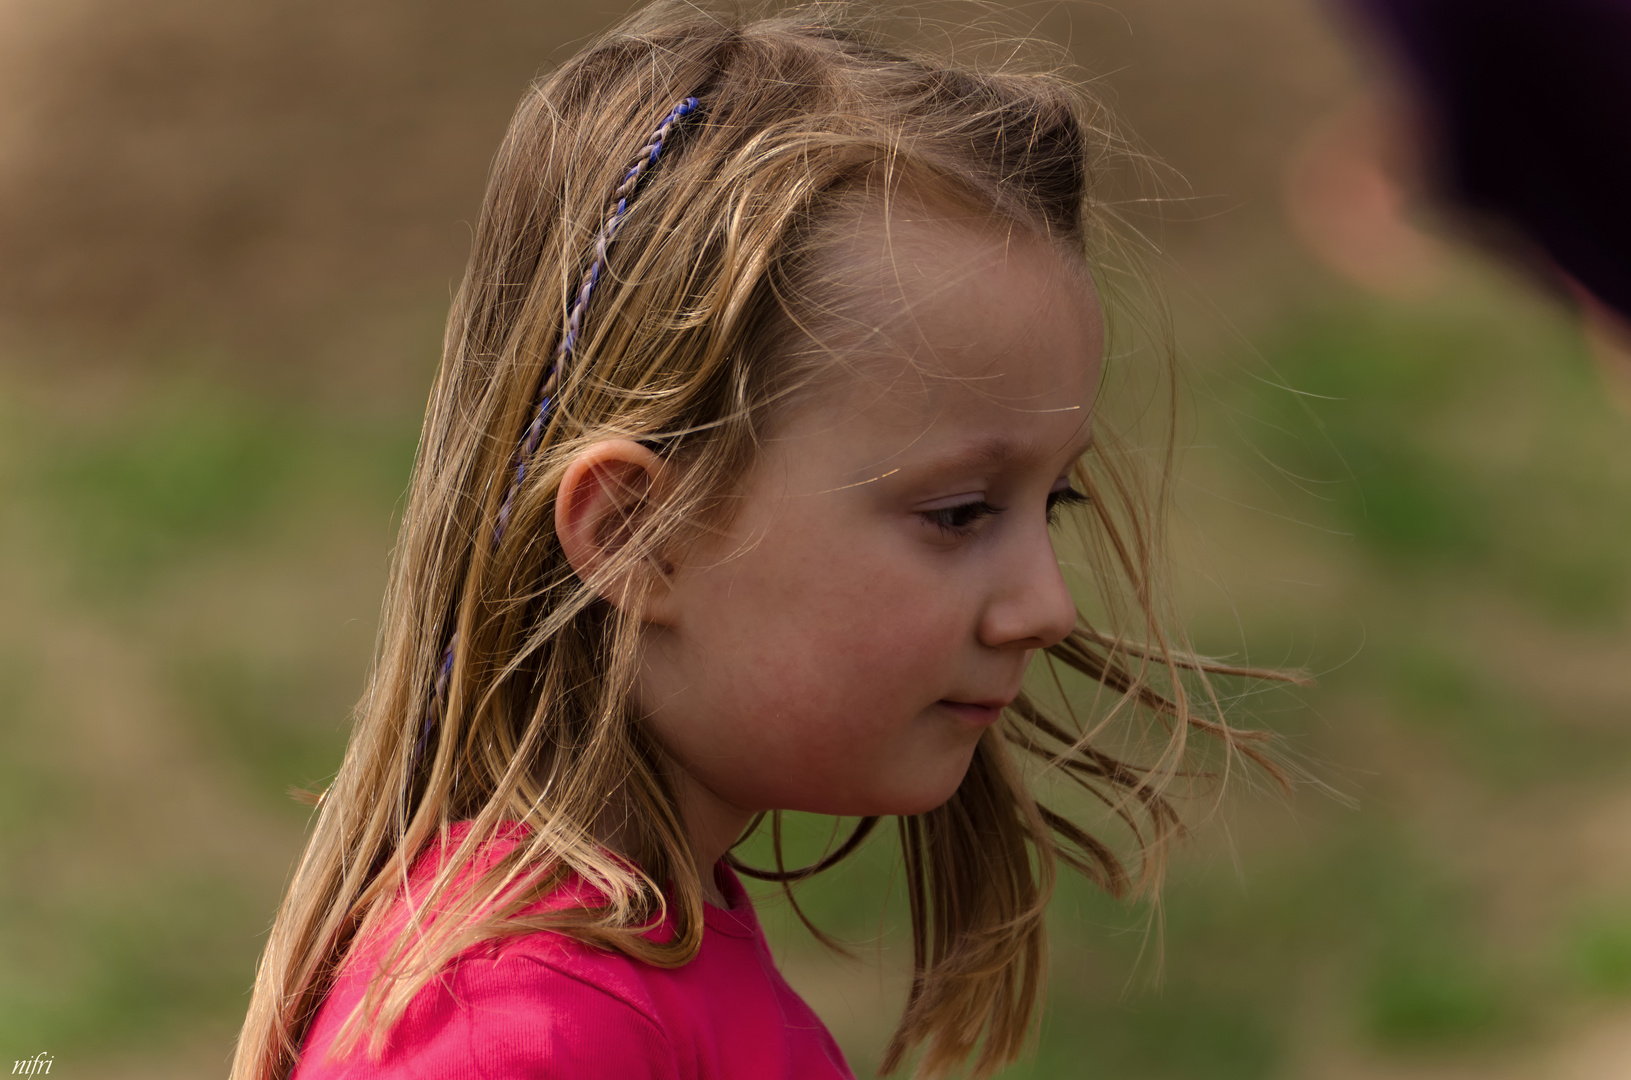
[232, 5, 1286, 1078]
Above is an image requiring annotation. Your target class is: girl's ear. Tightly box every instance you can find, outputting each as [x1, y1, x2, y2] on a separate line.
[554, 440, 674, 621]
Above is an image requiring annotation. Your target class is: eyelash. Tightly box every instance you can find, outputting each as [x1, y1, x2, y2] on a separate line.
[920, 487, 1090, 535]
[1047, 486, 1090, 523]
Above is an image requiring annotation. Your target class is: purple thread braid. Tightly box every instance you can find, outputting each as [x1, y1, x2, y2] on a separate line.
[413, 96, 700, 767]
[491, 95, 699, 546]
[414, 641, 457, 762]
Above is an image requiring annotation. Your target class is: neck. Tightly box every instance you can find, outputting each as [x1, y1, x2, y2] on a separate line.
[670, 773, 757, 908]
[592, 764, 755, 910]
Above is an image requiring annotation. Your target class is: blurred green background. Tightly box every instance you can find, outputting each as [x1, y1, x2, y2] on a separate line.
[2, 1, 1629, 1078]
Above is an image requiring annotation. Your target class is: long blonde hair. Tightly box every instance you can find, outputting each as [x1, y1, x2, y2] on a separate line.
[232, 5, 1291, 1079]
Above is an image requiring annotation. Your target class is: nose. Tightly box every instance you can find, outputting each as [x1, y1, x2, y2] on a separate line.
[978, 522, 1078, 651]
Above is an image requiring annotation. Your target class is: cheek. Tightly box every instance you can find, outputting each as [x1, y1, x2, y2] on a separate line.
[727, 544, 969, 721]
[650, 507, 986, 813]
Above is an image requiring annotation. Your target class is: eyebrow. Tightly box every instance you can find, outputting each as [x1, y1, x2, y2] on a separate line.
[834, 424, 1096, 492]
[922, 429, 1095, 475]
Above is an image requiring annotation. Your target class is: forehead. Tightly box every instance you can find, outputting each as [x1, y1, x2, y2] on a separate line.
[779, 206, 1104, 469]
[848, 200, 1096, 346]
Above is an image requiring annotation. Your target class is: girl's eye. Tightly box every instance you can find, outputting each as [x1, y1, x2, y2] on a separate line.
[1046, 486, 1089, 525]
[920, 500, 1001, 535]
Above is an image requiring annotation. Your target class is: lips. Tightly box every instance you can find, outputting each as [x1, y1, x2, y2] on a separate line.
[937, 698, 1012, 726]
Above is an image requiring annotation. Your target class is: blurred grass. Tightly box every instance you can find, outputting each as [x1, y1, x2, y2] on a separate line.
[4, 266, 1631, 1078]
[1214, 291, 1631, 625]
[16, 383, 419, 597]
[0, 873, 263, 1054]
[1564, 902, 1631, 997]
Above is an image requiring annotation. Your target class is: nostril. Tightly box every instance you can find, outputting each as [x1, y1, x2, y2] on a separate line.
[1039, 577, 1077, 648]
[979, 537, 1079, 650]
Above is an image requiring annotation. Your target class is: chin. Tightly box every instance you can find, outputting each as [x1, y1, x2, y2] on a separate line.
[797, 747, 981, 818]
[807, 777, 964, 818]
[886, 791, 961, 817]
[868, 765, 979, 817]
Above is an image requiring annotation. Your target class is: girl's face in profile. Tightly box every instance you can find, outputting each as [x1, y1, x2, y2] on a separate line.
[637, 211, 1103, 835]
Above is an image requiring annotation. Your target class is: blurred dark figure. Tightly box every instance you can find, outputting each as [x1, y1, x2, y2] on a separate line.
[1347, 0, 1631, 323]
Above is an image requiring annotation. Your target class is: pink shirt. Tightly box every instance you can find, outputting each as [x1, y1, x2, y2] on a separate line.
[291, 824, 854, 1080]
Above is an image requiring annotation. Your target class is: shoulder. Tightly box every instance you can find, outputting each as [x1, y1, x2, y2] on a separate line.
[296, 937, 682, 1080]
[454, 944, 683, 1080]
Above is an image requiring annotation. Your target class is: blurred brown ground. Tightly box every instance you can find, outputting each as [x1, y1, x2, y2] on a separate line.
[0, 0, 1355, 390]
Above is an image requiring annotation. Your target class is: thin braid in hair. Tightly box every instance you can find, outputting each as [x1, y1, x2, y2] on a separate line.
[493, 94, 700, 544]
[414, 95, 702, 765]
